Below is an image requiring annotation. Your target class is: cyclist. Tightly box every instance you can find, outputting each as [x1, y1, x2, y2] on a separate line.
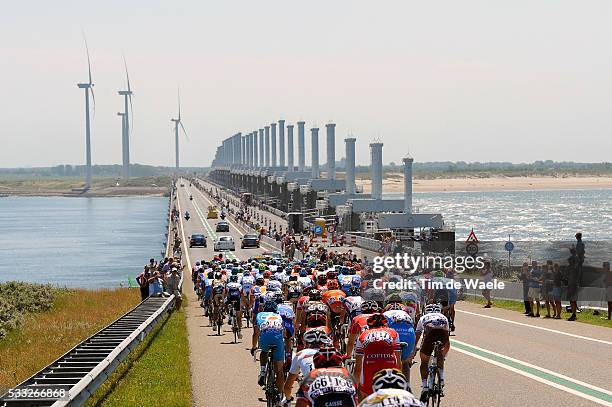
[250, 277, 267, 355]
[414, 303, 450, 402]
[225, 275, 243, 339]
[384, 303, 416, 380]
[256, 301, 286, 398]
[241, 270, 255, 317]
[346, 300, 380, 357]
[354, 313, 402, 400]
[283, 330, 332, 402]
[358, 368, 425, 407]
[296, 347, 358, 407]
[211, 273, 225, 330]
[322, 281, 347, 348]
[276, 292, 296, 370]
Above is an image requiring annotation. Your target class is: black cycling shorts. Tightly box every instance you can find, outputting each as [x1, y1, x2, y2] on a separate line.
[226, 297, 241, 311]
[421, 329, 449, 356]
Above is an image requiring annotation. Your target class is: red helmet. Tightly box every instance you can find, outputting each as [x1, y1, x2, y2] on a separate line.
[313, 346, 344, 368]
[306, 311, 327, 328]
[263, 271, 272, 278]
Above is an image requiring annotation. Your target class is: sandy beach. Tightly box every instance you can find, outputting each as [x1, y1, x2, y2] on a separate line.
[355, 176, 612, 193]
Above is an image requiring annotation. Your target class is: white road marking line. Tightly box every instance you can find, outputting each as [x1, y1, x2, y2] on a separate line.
[176, 184, 192, 272]
[452, 339, 612, 406]
[456, 309, 612, 346]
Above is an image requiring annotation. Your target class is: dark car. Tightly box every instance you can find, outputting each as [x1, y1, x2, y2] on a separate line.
[189, 233, 207, 247]
[216, 221, 230, 232]
[241, 234, 260, 249]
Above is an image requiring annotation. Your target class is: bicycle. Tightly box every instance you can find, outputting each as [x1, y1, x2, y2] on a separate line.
[423, 341, 444, 407]
[229, 305, 241, 343]
[243, 305, 251, 328]
[263, 345, 281, 407]
[212, 301, 224, 336]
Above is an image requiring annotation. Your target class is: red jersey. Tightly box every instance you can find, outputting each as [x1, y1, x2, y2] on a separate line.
[355, 327, 401, 394]
[349, 313, 373, 336]
[322, 289, 347, 314]
[298, 367, 357, 407]
[297, 295, 310, 312]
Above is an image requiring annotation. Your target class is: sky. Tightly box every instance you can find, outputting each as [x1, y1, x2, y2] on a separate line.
[1, 0, 611, 168]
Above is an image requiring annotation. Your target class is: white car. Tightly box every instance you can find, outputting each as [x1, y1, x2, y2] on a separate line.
[214, 236, 235, 251]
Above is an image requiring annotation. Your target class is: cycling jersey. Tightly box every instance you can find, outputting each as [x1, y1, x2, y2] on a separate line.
[241, 275, 254, 294]
[287, 281, 302, 300]
[344, 296, 364, 321]
[278, 302, 296, 337]
[298, 276, 313, 289]
[297, 295, 310, 312]
[359, 388, 425, 407]
[322, 289, 347, 314]
[339, 274, 353, 294]
[256, 311, 285, 361]
[298, 367, 358, 407]
[355, 327, 401, 394]
[348, 313, 373, 336]
[383, 310, 416, 360]
[304, 302, 330, 319]
[415, 312, 449, 334]
[288, 348, 317, 378]
[267, 280, 283, 292]
[226, 282, 242, 300]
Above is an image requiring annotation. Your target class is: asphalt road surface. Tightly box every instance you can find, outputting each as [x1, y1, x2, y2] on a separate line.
[176, 179, 612, 407]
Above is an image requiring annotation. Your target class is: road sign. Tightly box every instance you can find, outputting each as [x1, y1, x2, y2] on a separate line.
[466, 229, 479, 243]
[466, 242, 479, 256]
[313, 225, 323, 234]
[504, 241, 514, 252]
[327, 225, 335, 233]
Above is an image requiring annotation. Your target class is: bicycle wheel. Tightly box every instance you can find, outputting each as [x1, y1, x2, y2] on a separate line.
[428, 368, 442, 407]
[265, 362, 277, 407]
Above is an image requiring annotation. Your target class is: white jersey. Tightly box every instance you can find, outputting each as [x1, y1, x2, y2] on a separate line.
[289, 348, 317, 377]
[383, 309, 413, 325]
[415, 312, 449, 334]
[266, 280, 283, 292]
[241, 275, 255, 293]
[298, 276, 313, 288]
[359, 388, 425, 407]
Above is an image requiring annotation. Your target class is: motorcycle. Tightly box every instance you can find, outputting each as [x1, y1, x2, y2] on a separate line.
[185, 213, 190, 221]
[220, 213, 226, 220]
[189, 195, 193, 201]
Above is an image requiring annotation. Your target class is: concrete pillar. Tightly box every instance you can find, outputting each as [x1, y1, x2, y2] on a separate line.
[345, 137, 356, 194]
[259, 129, 264, 167]
[253, 131, 259, 167]
[247, 133, 253, 167]
[278, 120, 285, 168]
[370, 142, 383, 200]
[311, 127, 319, 179]
[403, 157, 413, 214]
[265, 126, 270, 167]
[297, 121, 305, 172]
[270, 123, 277, 167]
[241, 134, 246, 166]
[326, 123, 336, 179]
[234, 133, 242, 165]
[287, 124, 294, 172]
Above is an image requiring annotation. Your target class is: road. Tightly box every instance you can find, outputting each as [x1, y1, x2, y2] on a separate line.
[176, 178, 612, 407]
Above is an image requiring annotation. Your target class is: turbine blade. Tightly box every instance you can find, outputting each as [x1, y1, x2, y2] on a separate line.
[90, 87, 96, 118]
[123, 53, 131, 93]
[128, 94, 134, 136]
[83, 32, 93, 85]
[177, 88, 182, 121]
[179, 121, 189, 141]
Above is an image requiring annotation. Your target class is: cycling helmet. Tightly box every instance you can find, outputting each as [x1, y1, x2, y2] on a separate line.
[231, 268, 239, 276]
[326, 280, 339, 290]
[349, 286, 361, 296]
[263, 271, 272, 278]
[385, 293, 403, 305]
[229, 275, 238, 283]
[346, 268, 356, 275]
[384, 302, 405, 312]
[195, 261, 200, 266]
[273, 291, 284, 304]
[288, 275, 297, 282]
[302, 286, 313, 296]
[306, 311, 327, 328]
[214, 273, 222, 280]
[316, 275, 327, 286]
[263, 300, 278, 313]
[361, 300, 381, 314]
[308, 289, 322, 301]
[313, 347, 344, 369]
[372, 368, 410, 392]
[425, 303, 443, 314]
[299, 270, 308, 277]
[366, 313, 388, 328]
[207, 271, 214, 279]
[303, 330, 332, 347]
[255, 277, 265, 286]
[326, 271, 338, 280]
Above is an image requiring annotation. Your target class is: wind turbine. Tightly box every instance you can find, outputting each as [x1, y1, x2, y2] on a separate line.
[118, 55, 133, 179]
[171, 90, 189, 169]
[77, 36, 95, 190]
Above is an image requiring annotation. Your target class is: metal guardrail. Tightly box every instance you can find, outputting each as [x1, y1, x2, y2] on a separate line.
[1, 192, 182, 407]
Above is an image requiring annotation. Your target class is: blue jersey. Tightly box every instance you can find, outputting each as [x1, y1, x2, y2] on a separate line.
[339, 274, 353, 294]
[256, 312, 284, 337]
[277, 303, 296, 337]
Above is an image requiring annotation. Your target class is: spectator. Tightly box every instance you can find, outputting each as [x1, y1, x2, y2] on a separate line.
[603, 262, 611, 321]
[575, 232, 585, 281]
[481, 260, 493, 308]
[541, 262, 554, 318]
[137, 265, 152, 301]
[528, 261, 542, 317]
[165, 267, 182, 309]
[518, 262, 532, 315]
[552, 263, 563, 319]
[567, 248, 580, 321]
[148, 269, 164, 297]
